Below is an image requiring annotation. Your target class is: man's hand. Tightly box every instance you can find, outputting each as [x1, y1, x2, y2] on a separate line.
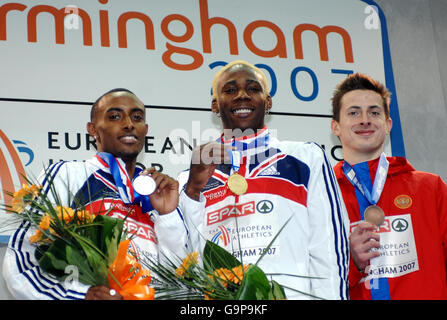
[350, 221, 381, 272]
[185, 142, 233, 201]
[85, 285, 122, 300]
[140, 168, 179, 215]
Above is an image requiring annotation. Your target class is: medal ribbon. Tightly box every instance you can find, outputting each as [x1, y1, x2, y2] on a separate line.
[219, 131, 270, 175]
[96, 152, 153, 213]
[345, 154, 391, 300]
[342, 153, 389, 215]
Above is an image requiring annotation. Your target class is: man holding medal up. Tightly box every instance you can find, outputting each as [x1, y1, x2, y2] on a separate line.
[176, 60, 350, 299]
[330, 73, 447, 299]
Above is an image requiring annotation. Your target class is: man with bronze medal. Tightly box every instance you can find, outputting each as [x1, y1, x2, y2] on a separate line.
[176, 60, 350, 300]
[331, 73, 447, 299]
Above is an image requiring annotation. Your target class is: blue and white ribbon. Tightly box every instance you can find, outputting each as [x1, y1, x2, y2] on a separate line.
[342, 153, 389, 207]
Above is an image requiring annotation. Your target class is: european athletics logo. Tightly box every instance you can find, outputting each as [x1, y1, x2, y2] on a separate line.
[210, 225, 231, 246]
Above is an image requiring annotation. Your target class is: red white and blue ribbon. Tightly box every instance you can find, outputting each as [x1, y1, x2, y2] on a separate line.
[96, 152, 153, 213]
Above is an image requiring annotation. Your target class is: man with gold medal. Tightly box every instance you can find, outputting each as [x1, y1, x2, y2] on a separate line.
[174, 60, 350, 300]
[331, 73, 447, 299]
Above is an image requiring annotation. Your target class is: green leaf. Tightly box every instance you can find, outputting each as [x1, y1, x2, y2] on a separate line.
[270, 280, 287, 300]
[76, 237, 109, 286]
[202, 240, 241, 272]
[38, 239, 69, 279]
[236, 265, 271, 300]
[93, 214, 124, 263]
[65, 245, 99, 286]
[79, 214, 124, 266]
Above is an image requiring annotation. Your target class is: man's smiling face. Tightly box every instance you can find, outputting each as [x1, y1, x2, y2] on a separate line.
[214, 65, 271, 134]
[89, 91, 148, 161]
[331, 89, 393, 163]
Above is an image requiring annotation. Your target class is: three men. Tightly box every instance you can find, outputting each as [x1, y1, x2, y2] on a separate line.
[5, 64, 444, 301]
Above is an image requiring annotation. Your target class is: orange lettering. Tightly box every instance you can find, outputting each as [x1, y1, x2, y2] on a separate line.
[117, 11, 155, 50]
[243, 20, 287, 58]
[293, 23, 354, 63]
[0, 3, 26, 41]
[162, 42, 203, 71]
[161, 14, 203, 71]
[161, 14, 194, 42]
[27, 5, 92, 45]
[99, 9, 110, 47]
[199, 0, 238, 55]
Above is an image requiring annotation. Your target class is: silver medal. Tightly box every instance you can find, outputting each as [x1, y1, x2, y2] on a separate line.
[133, 175, 156, 195]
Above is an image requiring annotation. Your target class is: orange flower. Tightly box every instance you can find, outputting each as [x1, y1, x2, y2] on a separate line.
[231, 264, 250, 285]
[10, 184, 42, 213]
[213, 264, 250, 287]
[176, 251, 199, 277]
[108, 240, 155, 300]
[76, 209, 94, 223]
[39, 215, 51, 230]
[214, 267, 234, 287]
[29, 229, 43, 244]
[55, 206, 75, 222]
[11, 197, 26, 214]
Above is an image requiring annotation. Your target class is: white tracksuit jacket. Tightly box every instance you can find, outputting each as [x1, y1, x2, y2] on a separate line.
[167, 128, 350, 300]
[2, 155, 188, 300]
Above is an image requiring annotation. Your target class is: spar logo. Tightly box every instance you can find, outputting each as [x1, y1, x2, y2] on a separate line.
[0, 130, 27, 210]
[206, 201, 255, 226]
[107, 209, 157, 244]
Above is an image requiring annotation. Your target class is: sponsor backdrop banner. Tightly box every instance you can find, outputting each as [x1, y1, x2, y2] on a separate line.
[0, 0, 404, 241]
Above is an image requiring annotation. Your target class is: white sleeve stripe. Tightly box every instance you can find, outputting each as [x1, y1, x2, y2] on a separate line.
[10, 221, 85, 299]
[7, 161, 86, 299]
[40, 161, 67, 199]
[320, 150, 349, 300]
[173, 207, 190, 251]
[322, 166, 348, 299]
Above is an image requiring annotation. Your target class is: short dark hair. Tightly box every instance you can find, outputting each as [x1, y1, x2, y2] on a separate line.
[90, 88, 137, 121]
[331, 73, 391, 122]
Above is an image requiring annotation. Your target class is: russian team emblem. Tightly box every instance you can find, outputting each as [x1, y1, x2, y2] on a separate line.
[394, 194, 412, 209]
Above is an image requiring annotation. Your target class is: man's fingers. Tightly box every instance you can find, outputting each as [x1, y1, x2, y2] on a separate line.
[141, 167, 156, 176]
[193, 142, 234, 165]
[150, 171, 178, 191]
[86, 285, 123, 300]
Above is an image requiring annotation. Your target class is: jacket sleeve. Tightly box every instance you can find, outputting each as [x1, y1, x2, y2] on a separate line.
[436, 176, 447, 276]
[154, 170, 206, 262]
[2, 161, 90, 300]
[305, 144, 350, 300]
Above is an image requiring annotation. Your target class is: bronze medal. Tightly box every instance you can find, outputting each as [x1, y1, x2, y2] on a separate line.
[227, 173, 248, 195]
[364, 205, 385, 227]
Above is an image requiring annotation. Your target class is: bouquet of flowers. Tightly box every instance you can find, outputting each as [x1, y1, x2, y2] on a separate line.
[3, 175, 154, 300]
[144, 228, 292, 300]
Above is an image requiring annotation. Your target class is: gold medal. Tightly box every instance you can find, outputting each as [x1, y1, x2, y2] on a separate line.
[364, 205, 385, 227]
[227, 173, 248, 195]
